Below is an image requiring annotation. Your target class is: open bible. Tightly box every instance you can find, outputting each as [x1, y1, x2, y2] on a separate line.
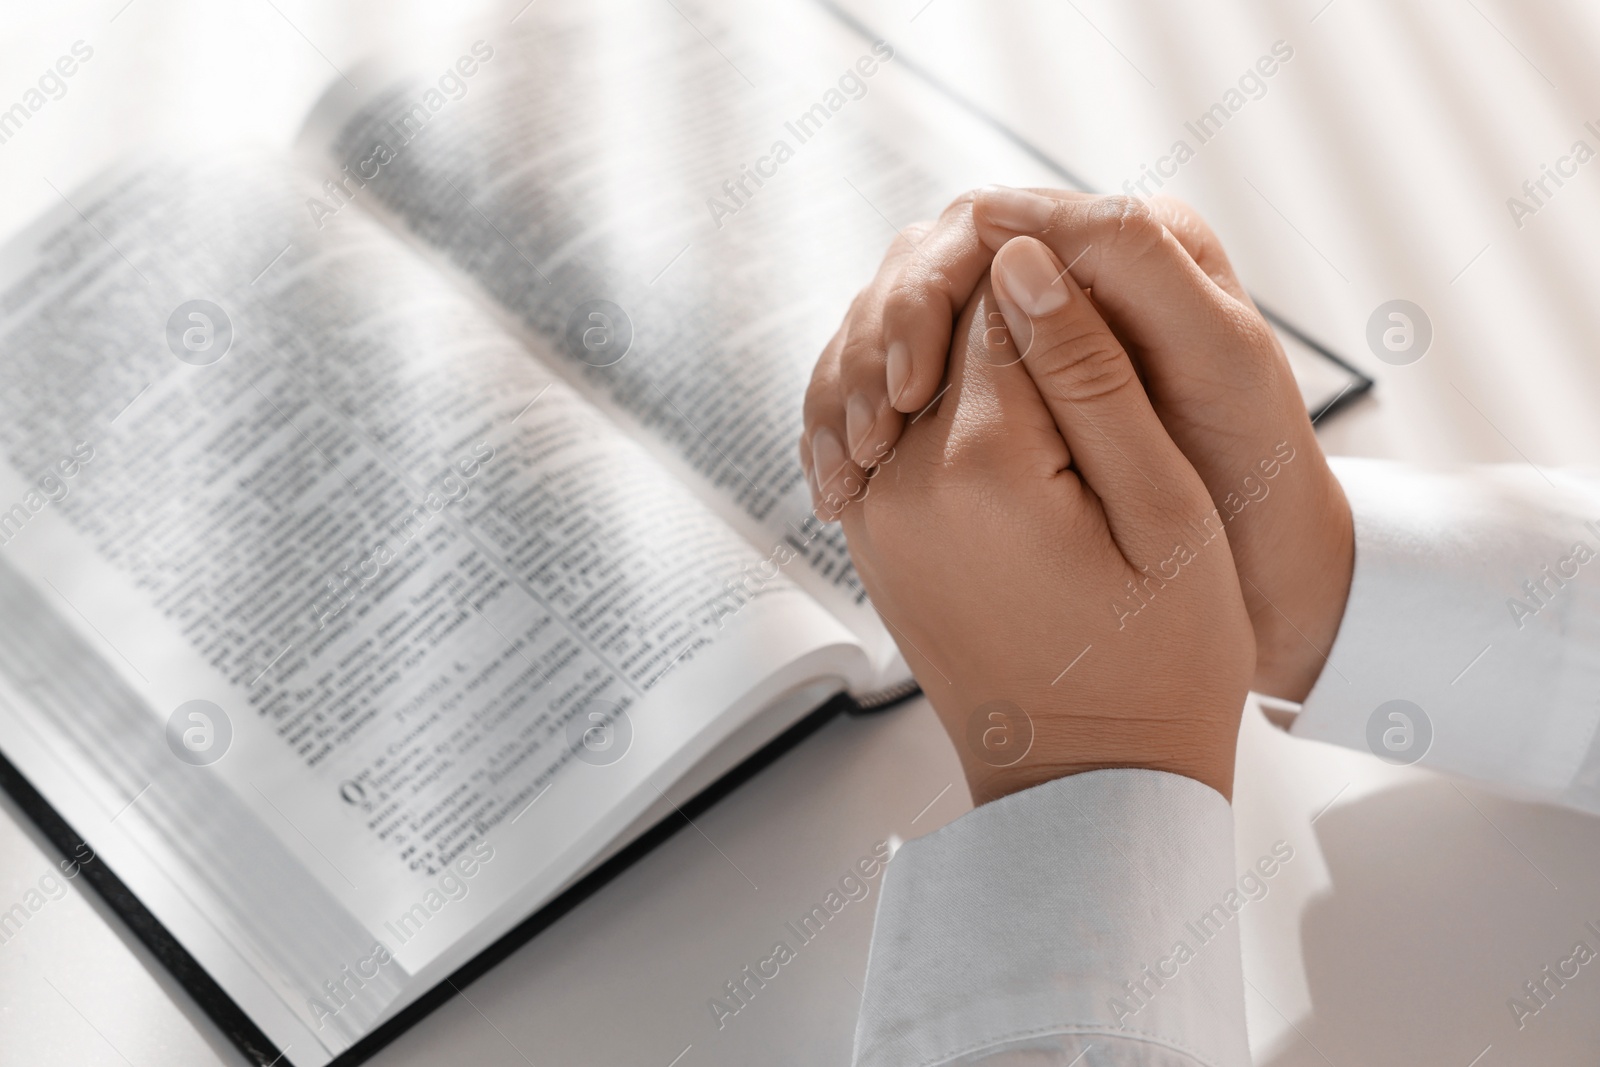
[0, 1, 1370, 1064]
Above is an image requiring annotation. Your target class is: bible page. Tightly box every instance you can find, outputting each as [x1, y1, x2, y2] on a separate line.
[0, 153, 868, 1062]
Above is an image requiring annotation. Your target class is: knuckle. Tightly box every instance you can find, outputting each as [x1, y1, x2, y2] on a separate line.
[851, 262, 915, 327]
[883, 267, 943, 322]
[1152, 194, 1232, 268]
[838, 324, 882, 382]
[1087, 195, 1167, 260]
[1034, 324, 1135, 403]
[925, 261, 963, 308]
[816, 322, 846, 372]
[845, 284, 876, 322]
[1150, 193, 1201, 229]
[897, 258, 960, 313]
[942, 420, 1005, 469]
[1220, 306, 1282, 391]
[802, 360, 841, 421]
[800, 389, 829, 431]
[884, 218, 935, 263]
[943, 189, 981, 216]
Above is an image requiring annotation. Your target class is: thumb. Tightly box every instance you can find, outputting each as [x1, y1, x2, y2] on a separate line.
[989, 236, 1210, 552]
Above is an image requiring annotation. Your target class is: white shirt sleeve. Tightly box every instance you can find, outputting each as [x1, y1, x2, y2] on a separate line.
[853, 769, 1254, 1067]
[1295, 458, 1600, 810]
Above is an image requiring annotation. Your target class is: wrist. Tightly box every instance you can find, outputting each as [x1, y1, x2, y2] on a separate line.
[1251, 471, 1355, 701]
[960, 720, 1239, 805]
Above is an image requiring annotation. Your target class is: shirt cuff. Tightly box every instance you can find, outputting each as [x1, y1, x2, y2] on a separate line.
[854, 769, 1252, 1067]
[1296, 458, 1600, 806]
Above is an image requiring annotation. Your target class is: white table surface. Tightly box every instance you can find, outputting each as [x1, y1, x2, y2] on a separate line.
[4, 0, 1600, 1064]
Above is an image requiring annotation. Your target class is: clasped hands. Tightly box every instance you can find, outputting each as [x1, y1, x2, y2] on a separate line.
[801, 188, 1355, 803]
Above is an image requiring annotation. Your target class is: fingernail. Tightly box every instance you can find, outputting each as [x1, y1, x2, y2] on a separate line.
[993, 238, 1070, 318]
[802, 434, 823, 512]
[811, 427, 848, 492]
[845, 393, 875, 459]
[886, 340, 910, 408]
[976, 186, 1056, 232]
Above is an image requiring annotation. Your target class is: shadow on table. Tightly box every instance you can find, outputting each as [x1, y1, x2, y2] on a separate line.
[1262, 779, 1600, 1067]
